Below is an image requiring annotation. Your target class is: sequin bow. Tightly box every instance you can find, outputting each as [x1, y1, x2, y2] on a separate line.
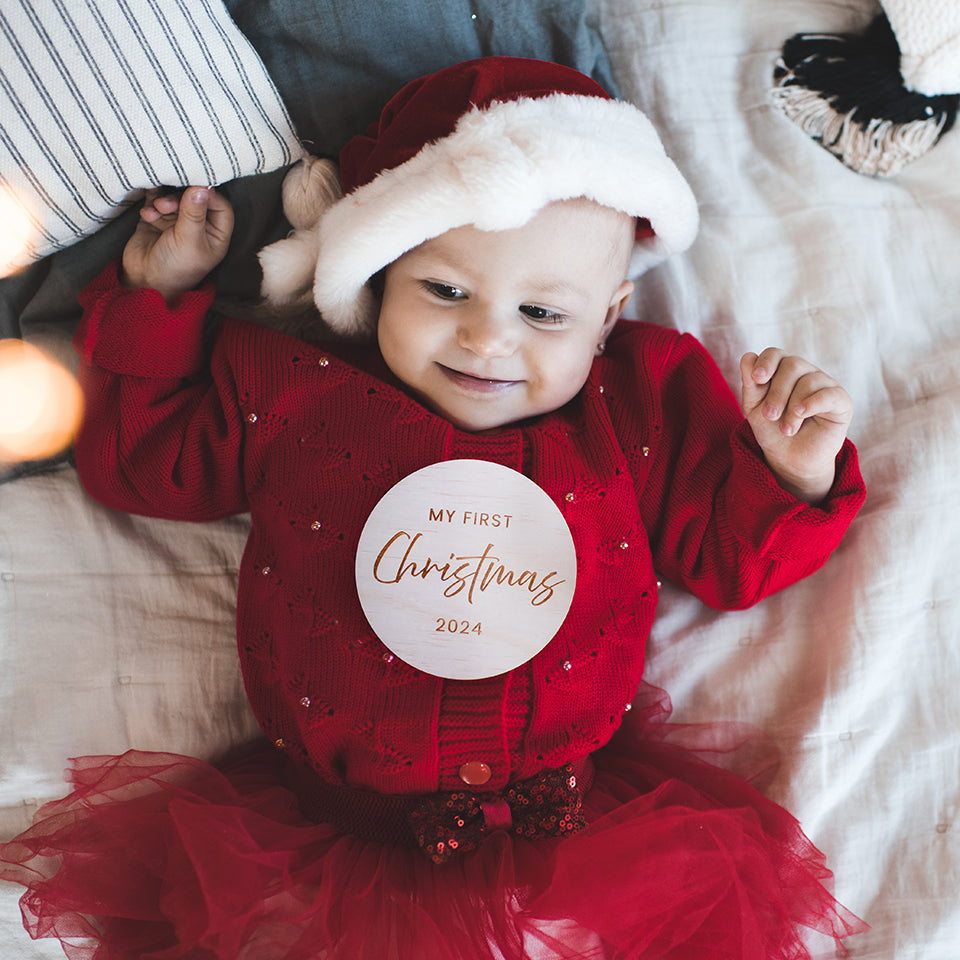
[409, 764, 585, 864]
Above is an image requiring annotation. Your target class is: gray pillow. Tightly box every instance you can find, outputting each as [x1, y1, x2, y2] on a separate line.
[225, 0, 617, 152]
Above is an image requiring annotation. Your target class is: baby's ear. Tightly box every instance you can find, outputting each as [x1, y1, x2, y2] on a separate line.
[603, 279, 634, 334]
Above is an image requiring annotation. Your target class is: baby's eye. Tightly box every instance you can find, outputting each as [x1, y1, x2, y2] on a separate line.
[520, 304, 565, 324]
[423, 281, 465, 301]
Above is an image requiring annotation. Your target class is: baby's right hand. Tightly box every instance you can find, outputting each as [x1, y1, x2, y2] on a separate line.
[121, 186, 234, 304]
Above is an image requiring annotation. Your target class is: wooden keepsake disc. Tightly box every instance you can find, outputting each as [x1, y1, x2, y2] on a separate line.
[355, 459, 577, 680]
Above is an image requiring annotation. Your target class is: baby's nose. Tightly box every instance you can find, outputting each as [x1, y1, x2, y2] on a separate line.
[457, 312, 517, 357]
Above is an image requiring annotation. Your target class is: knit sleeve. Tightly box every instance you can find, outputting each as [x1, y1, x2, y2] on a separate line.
[609, 325, 865, 610]
[72, 263, 248, 522]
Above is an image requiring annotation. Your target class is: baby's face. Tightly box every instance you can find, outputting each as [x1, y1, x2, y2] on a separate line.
[377, 199, 634, 433]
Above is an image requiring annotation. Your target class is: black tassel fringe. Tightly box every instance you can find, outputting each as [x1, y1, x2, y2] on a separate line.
[771, 14, 959, 177]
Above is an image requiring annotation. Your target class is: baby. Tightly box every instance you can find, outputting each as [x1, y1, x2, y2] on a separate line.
[2, 57, 866, 960]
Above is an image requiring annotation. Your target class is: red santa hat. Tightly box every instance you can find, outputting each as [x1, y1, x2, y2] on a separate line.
[259, 56, 699, 336]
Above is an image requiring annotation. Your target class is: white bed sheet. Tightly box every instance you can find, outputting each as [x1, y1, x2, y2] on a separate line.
[3, 1, 960, 957]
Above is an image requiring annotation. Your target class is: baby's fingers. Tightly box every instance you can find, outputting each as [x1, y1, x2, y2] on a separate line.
[740, 350, 767, 406]
[139, 188, 181, 226]
[745, 347, 786, 387]
[740, 348, 787, 415]
[201, 187, 235, 245]
[757, 355, 819, 423]
[780, 379, 853, 436]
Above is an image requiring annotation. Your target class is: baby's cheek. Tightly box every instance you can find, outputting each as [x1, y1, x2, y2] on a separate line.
[548, 350, 596, 401]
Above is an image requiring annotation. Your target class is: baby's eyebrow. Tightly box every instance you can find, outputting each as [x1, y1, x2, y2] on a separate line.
[519, 278, 591, 308]
[403, 245, 465, 272]
[525, 279, 582, 300]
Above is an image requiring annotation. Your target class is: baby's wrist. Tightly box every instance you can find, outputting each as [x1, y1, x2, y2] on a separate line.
[120, 269, 197, 306]
[769, 464, 836, 504]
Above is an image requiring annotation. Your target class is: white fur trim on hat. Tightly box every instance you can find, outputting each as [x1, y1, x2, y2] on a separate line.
[265, 94, 699, 336]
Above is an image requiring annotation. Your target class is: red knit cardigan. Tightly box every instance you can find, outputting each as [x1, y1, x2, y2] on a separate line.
[73, 265, 866, 797]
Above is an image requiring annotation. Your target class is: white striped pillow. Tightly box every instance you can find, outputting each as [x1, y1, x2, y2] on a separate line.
[0, 0, 303, 276]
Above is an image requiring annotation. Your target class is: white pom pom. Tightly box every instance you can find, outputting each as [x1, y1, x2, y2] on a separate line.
[281, 155, 342, 230]
[258, 229, 322, 306]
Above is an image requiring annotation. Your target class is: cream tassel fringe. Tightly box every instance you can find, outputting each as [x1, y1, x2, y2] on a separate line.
[771, 59, 947, 178]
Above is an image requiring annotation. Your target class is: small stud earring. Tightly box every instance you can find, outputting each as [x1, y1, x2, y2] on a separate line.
[596, 341, 606, 355]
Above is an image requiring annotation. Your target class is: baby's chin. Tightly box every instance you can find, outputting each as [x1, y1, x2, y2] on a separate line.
[411, 393, 519, 433]
[429, 404, 517, 433]
[431, 397, 572, 434]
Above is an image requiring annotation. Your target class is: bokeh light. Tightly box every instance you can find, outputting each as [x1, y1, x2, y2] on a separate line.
[0, 187, 36, 276]
[0, 339, 84, 463]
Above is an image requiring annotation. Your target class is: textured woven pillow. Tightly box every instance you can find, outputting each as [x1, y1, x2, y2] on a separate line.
[0, 0, 302, 276]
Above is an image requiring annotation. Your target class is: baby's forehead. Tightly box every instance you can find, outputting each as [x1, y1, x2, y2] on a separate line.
[391, 198, 633, 299]
[531, 198, 637, 269]
[558, 197, 636, 251]
[552, 195, 634, 222]
[520, 196, 635, 234]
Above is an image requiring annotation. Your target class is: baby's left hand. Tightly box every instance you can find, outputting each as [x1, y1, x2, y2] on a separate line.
[740, 349, 853, 503]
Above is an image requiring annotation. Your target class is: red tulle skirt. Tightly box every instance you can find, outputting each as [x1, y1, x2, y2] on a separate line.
[0, 685, 866, 960]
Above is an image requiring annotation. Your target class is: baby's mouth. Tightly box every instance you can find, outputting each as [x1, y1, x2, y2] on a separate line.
[437, 364, 521, 392]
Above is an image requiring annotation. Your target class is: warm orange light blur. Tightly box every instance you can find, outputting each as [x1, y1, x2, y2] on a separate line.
[0, 187, 36, 277]
[0, 339, 84, 463]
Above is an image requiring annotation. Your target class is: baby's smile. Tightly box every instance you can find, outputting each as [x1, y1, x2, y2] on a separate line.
[437, 363, 523, 394]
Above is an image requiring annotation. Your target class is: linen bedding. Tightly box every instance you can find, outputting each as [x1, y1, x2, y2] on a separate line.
[2, 1, 958, 957]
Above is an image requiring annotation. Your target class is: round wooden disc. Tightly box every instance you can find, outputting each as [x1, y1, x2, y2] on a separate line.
[355, 459, 577, 680]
